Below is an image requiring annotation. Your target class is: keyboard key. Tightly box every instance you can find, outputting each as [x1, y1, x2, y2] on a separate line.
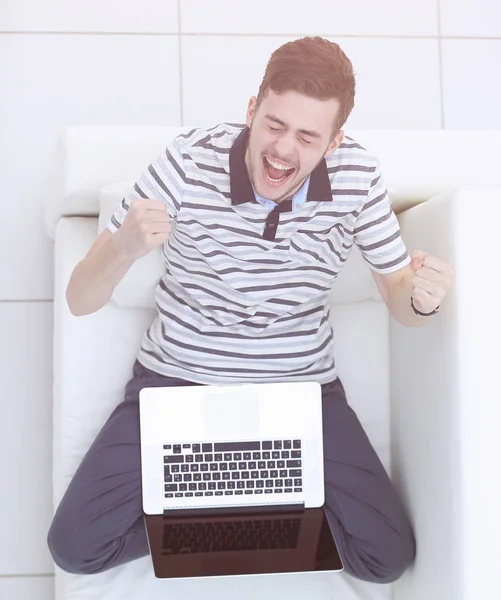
[258, 461, 266, 469]
[215, 454, 223, 462]
[274, 489, 283, 493]
[164, 465, 170, 476]
[224, 453, 232, 461]
[253, 452, 261, 460]
[200, 464, 208, 472]
[243, 452, 251, 461]
[174, 474, 182, 482]
[287, 460, 302, 468]
[280, 470, 288, 478]
[171, 465, 180, 473]
[175, 492, 183, 497]
[246, 480, 255, 488]
[293, 440, 301, 449]
[284, 440, 292, 449]
[204, 454, 213, 462]
[190, 464, 199, 472]
[256, 480, 264, 488]
[277, 460, 285, 469]
[289, 469, 302, 477]
[183, 474, 192, 482]
[163, 445, 172, 450]
[248, 461, 256, 470]
[285, 479, 293, 487]
[267, 461, 276, 469]
[205, 492, 214, 496]
[251, 471, 259, 479]
[186, 455, 194, 463]
[255, 489, 263, 494]
[203, 473, 211, 481]
[262, 441, 273, 450]
[231, 472, 240, 480]
[262, 452, 271, 460]
[274, 441, 282, 450]
[285, 488, 293, 493]
[294, 488, 302, 493]
[173, 445, 181, 454]
[236, 490, 243, 495]
[185, 492, 193, 497]
[208, 482, 216, 490]
[234, 452, 242, 461]
[194, 473, 202, 481]
[294, 479, 302, 486]
[165, 475, 173, 483]
[291, 450, 302, 459]
[214, 441, 260, 452]
[164, 455, 183, 463]
[213, 473, 221, 481]
[229, 462, 237, 470]
[181, 465, 189, 473]
[228, 481, 236, 489]
[222, 472, 231, 480]
[179, 484, 187, 491]
[195, 454, 203, 463]
[275, 479, 283, 487]
[225, 490, 234, 495]
[202, 443, 212, 452]
[245, 490, 253, 495]
[192, 444, 201, 453]
[165, 493, 173, 498]
[281, 451, 290, 459]
[189, 483, 197, 491]
[241, 472, 250, 479]
[265, 489, 273, 494]
[219, 463, 228, 471]
[237, 481, 245, 489]
[217, 482, 226, 490]
[199, 482, 207, 490]
[270, 470, 278, 478]
[272, 451, 280, 459]
[266, 480, 274, 488]
[183, 443, 191, 449]
[195, 492, 203, 497]
[238, 462, 247, 470]
[215, 491, 223, 496]
[261, 470, 269, 478]
[210, 463, 218, 471]
[165, 484, 177, 492]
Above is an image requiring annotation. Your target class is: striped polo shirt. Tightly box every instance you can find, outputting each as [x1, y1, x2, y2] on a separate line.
[106, 122, 410, 384]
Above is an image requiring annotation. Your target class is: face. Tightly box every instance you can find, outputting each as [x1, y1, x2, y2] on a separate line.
[244, 89, 344, 202]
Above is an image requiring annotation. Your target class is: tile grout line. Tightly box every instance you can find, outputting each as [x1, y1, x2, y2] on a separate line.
[0, 31, 500, 41]
[436, 0, 446, 129]
[177, 0, 184, 126]
[0, 574, 54, 578]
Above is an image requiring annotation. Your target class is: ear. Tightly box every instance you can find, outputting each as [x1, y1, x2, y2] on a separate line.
[246, 96, 257, 128]
[324, 130, 344, 159]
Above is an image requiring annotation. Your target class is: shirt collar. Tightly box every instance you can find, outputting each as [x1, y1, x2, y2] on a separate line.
[229, 126, 332, 206]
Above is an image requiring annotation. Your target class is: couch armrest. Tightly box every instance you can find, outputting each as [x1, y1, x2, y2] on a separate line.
[389, 187, 501, 600]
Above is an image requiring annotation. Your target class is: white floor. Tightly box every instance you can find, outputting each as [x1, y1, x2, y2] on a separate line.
[0, 576, 54, 600]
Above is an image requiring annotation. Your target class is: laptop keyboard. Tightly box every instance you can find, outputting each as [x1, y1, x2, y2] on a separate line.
[163, 440, 303, 499]
[162, 518, 301, 554]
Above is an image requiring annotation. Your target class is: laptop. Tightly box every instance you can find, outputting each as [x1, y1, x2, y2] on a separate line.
[138, 381, 343, 579]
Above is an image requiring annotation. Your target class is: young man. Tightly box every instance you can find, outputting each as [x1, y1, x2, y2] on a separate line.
[47, 37, 453, 583]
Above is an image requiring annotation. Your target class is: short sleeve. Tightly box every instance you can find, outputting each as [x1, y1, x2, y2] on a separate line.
[353, 162, 410, 274]
[106, 138, 186, 234]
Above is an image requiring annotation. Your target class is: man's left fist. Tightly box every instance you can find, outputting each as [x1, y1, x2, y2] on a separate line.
[410, 250, 454, 314]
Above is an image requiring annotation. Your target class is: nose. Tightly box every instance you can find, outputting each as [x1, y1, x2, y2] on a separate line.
[272, 133, 296, 165]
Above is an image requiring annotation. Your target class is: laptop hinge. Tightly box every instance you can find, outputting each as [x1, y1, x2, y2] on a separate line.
[162, 502, 305, 519]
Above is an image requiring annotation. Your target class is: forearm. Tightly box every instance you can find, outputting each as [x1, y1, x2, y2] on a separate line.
[66, 236, 135, 316]
[387, 272, 430, 327]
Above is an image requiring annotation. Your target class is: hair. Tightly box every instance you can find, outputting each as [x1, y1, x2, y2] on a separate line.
[256, 37, 356, 135]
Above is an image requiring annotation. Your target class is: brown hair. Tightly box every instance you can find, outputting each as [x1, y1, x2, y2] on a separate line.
[256, 37, 356, 134]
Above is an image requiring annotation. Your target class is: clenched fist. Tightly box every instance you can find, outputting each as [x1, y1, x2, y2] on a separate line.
[114, 198, 172, 261]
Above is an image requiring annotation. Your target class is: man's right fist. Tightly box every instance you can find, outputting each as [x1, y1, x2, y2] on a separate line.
[114, 198, 172, 261]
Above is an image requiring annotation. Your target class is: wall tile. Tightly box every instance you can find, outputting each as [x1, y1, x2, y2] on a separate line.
[0, 0, 178, 33]
[0, 576, 54, 600]
[0, 303, 54, 574]
[442, 39, 501, 129]
[440, 0, 501, 38]
[182, 36, 441, 129]
[181, 0, 438, 36]
[0, 34, 180, 300]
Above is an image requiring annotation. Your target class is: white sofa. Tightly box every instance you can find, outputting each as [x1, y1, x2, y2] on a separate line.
[44, 126, 501, 600]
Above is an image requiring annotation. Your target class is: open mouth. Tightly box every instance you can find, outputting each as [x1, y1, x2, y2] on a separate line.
[262, 156, 296, 187]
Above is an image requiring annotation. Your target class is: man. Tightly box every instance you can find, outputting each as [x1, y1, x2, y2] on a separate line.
[47, 36, 454, 583]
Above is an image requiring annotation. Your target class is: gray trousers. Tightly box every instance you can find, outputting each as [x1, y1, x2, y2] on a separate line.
[47, 360, 416, 583]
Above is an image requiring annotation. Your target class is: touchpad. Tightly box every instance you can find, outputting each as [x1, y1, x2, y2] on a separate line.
[203, 390, 260, 436]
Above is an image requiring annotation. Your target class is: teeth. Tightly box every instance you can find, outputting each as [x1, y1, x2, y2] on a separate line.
[267, 157, 294, 171]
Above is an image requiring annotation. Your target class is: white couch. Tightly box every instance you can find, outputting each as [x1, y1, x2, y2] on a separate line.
[44, 126, 501, 600]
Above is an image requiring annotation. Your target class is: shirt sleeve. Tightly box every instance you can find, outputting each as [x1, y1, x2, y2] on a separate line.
[106, 138, 186, 234]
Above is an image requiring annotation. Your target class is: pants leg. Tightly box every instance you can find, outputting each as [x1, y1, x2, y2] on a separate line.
[47, 361, 197, 575]
[48, 363, 415, 581]
[321, 377, 416, 583]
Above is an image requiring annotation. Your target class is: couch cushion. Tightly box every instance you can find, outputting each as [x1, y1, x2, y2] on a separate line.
[98, 182, 381, 308]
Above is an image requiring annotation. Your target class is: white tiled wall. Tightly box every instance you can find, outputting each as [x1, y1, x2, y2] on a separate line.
[0, 0, 499, 597]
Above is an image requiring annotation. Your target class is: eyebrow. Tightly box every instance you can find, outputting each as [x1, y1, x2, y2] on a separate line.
[264, 114, 322, 139]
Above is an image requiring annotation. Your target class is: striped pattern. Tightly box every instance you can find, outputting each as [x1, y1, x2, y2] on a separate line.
[106, 123, 409, 384]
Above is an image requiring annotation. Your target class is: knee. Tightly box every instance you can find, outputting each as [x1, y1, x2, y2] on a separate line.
[47, 514, 108, 575]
